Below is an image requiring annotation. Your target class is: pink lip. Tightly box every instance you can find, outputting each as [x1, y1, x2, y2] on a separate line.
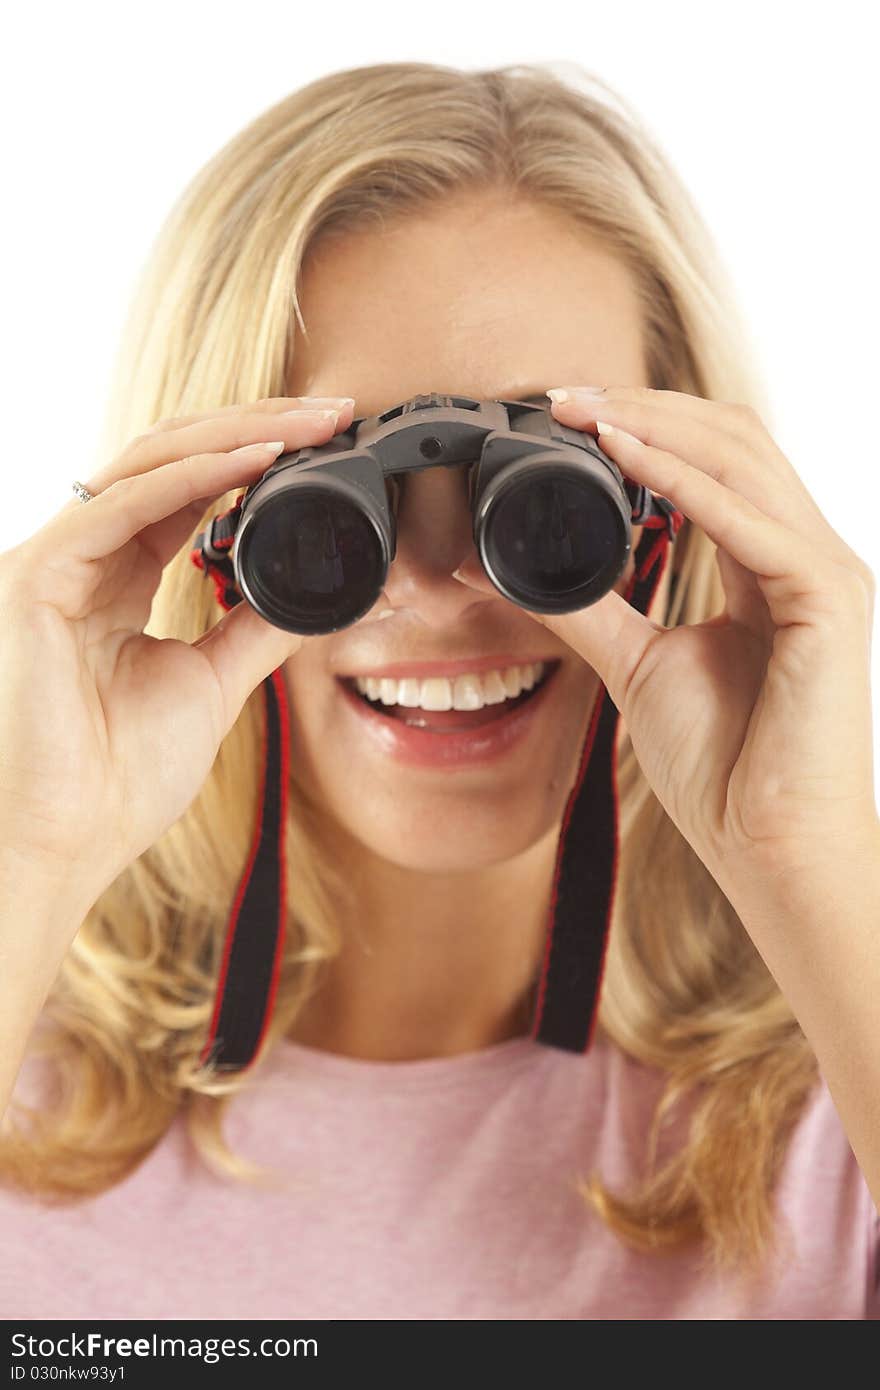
[335, 662, 562, 769]
[335, 653, 560, 681]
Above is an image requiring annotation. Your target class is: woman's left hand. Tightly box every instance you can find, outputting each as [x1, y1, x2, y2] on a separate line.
[511, 387, 877, 895]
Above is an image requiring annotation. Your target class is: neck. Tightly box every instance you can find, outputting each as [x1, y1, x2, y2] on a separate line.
[285, 817, 562, 1062]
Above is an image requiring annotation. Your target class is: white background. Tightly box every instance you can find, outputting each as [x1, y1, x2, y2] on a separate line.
[3, 0, 879, 790]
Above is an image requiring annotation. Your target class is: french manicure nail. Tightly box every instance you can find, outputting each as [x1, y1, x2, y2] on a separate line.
[280, 407, 341, 419]
[547, 386, 606, 403]
[229, 440, 286, 457]
[596, 421, 641, 445]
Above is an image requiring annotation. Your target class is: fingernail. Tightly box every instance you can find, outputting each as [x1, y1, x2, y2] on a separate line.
[596, 421, 641, 445]
[229, 440, 286, 457]
[547, 386, 606, 403]
[280, 407, 341, 419]
[296, 396, 355, 408]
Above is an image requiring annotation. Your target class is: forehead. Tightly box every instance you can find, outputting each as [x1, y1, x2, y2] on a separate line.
[288, 194, 647, 416]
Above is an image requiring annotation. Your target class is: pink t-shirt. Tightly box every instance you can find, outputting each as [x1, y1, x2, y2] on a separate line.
[1, 1030, 877, 1320]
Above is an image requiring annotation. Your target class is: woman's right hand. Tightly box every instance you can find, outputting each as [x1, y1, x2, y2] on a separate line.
[0, 396, 354, 905]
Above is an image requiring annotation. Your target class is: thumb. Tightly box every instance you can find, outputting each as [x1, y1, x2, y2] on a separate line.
[451, 554, 661, 712]
[451, 555, 497, 597]
[529, 593, 664, 713]
[192, 600, 304, 735]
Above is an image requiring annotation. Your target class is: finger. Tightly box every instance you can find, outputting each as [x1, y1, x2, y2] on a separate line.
[548, 389, 832, 545]
[589, 425, 859, 628]
[550, 386, 873, 592]
[531, 583, 666, 715]
[450, 553, 501, 596]
[73, 404, 352, 502]
[452, 531, 664, 712]
[137, 490, 234, 576]
[134, 407, 358, 571]
[550, 385, 777, 455]
[192, 598, 306, 740]
[142, 395, 356, 436]
[51, 406, 344, 554]
[714, 543, 774, 644]
[59, 440, 291, 564]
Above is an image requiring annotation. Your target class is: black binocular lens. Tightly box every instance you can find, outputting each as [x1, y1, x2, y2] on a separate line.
[478, 467, 629, 613]
[238, 486, 387, 634]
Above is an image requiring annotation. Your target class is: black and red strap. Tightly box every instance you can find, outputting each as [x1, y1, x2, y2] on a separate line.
[530, 501, 683, 1051]
[191, 506, 291, 1071]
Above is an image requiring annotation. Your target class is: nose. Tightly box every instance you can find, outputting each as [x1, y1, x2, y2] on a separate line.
[379, 463, 496, 625]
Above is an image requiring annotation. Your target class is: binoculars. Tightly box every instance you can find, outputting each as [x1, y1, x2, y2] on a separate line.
[193, 392, 679, 636]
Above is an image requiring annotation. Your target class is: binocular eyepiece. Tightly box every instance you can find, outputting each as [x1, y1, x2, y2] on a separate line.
[193, 393, 680, 636]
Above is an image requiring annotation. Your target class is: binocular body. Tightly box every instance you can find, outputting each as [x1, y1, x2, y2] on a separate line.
[194, 393, 679, 636]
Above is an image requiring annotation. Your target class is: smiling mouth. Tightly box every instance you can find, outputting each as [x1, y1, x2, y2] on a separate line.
[339, 660, 560, 731]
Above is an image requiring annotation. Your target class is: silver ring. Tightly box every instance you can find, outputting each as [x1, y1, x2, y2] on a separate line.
[71, 480, 94, 504]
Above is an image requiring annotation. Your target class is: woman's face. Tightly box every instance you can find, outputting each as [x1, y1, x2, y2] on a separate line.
[284, 190, 661, 873]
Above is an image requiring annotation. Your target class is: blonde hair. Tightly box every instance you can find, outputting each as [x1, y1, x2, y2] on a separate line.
[1, 61, 818, 1283]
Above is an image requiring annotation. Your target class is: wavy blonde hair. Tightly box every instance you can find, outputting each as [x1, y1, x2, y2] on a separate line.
[1, 61, 818, 1284]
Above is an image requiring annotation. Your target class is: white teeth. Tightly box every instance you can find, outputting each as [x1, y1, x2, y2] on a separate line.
[422, 677, 453, 712]
[452, 675, 487, 711]
[398, 678, 421, 707]
[502, 666, 523, 698]
[480, 671, 509, 705]
[352, 661, 548, 711]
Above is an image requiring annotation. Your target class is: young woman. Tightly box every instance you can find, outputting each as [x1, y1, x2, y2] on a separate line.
[0, 62, 877, 1321]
